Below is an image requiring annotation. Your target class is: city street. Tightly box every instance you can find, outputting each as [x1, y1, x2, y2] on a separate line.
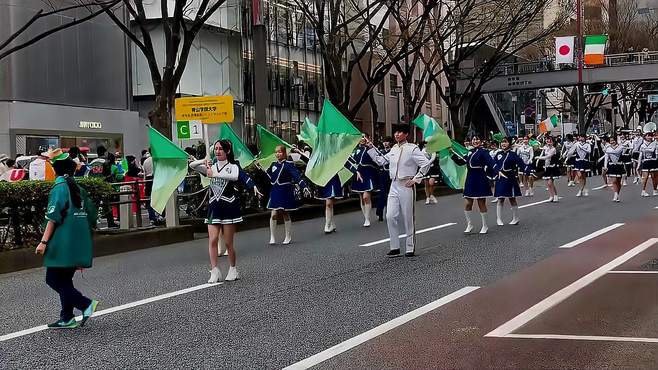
[1, 178, 657, 369]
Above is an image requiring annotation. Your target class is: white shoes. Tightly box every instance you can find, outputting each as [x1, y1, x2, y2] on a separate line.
[612, 193, 620, 202]
[225, 266, 240, 281]
[324, 224, 336, 233]
[576, 190, 582, 197]
[464, 223, 474, 233]
[269, 236, 276, 245]
[497, 218, 504, 226]
[642, 190, 650, 197]
[525, 189, 530, 196]
[479, 225, 488, 234]
[208, 267, 221, 283]
[622, 180, 628, 186]
[430, 195, 438, 204]
[425, 198, 431, 205]
[633, 177, 640, 184]
[282, 236, 292, 245]
[553, 195, 559, 202]
[491, 198, 498, 203]
[509, 217, 520, 225]
[653, 190, 658, 196]
[567, 181, 575, 187]
[363, 218, 371, 227]
[583, 189, 589, 197]
[529, 189, 534, 196]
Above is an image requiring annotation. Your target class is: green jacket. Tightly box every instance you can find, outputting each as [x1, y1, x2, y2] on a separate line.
[43, 176, 98, 268]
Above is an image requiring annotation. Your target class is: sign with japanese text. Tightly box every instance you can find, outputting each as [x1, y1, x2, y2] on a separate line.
[175, 96, 234, 124]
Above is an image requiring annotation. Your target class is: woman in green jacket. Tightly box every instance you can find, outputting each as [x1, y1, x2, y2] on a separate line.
[36, 149, 99, 329]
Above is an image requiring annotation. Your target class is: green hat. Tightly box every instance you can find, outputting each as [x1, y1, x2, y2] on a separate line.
[43, 148, 70, 163]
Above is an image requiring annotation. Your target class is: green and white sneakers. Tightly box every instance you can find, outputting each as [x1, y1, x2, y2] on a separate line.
[47, 318, 78, 329]
[79, 300, 99, 327]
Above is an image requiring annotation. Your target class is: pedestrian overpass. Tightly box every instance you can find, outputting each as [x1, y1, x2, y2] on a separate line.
[457, 51, 658, 94]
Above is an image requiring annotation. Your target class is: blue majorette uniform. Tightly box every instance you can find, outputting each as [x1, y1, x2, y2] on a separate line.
[604, 144, 625, 178]
[493, 150, 526, 198]
[351, 144, 380, 192]
[266, 160, 308, 210]
[296, 153, 357, 200]
[538, 146, 560, 179]
[515, 143, 536, 176]
[189, 159, 255, 224]
[453, 147, 495, 199]
[639, 140, 658, 172]
[567, 141, 592, 172]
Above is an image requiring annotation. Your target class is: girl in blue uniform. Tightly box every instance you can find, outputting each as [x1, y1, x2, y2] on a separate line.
[493, 137, 526, 226]
[537, 136, 560, 202]
[603, 136, 625, 202]
[266, 145, 310, 244]
[452, 136, 495, 234]
[190, 140, 259, 283]
[352, 134, 380, 227]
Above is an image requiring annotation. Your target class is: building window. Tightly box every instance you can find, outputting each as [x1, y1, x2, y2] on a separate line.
[389, 74, 398, 91]
[377, 81, 384, 94]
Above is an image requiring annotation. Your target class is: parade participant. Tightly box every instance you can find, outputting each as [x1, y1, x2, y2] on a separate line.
[619, 134, 633, 186]
[638, 132, 658, 197]
[421, 143, 441, 205]
[488, 141, 500, 204]
[561, 134, 576, 186]
[375, 137, 394, 221]
[493, 137, 526, 225]
[291, 147, 360, 234]
[189, 140, 259, 283]
[351, 134, 380, 227]
[603, 137, 625, 202]
[367, 124, 430, 257]
[451, 136, 496, 234]
[537, 136, 560, 202]
[515, 136, 536, 196]
[631, 129, 644, 184]
[35, 150, 99, 329]
[265, 145, 310, 245]
[566, 134, 592, 197]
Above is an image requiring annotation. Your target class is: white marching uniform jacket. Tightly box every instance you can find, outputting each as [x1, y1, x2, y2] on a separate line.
[367, 142, 431, 182]
[566, 141, 592, 161]
[515, 144, 534, 165]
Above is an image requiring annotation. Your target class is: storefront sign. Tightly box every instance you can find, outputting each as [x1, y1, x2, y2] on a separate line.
[79, 121, 102, 129]
[176, 120, 203, 139]
[175, 96, 234, 124]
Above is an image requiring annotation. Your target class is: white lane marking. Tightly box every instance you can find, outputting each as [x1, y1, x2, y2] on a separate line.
[485, 238, 658, 338]
[0, 282, 222, 342]
[557, 223, 625, 249]
[359, 223, 456, 247]
[518, 197, 563, 209]
[283, 286, 480, 370]
[608, 270, 658, 274]
[503, 333, 658, 343]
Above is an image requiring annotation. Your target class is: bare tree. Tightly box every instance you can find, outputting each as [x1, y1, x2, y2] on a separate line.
[97, 0, 228, 137]
[559, 85, 609, 133]
[430, 0, 571, 138]
[0, 0, 121, 61]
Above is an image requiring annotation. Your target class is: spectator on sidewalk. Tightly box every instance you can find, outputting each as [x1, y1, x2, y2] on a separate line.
[35, 149, 99, 329]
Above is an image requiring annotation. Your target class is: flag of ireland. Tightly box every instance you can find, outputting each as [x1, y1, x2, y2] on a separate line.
[584, 35, 608, 65]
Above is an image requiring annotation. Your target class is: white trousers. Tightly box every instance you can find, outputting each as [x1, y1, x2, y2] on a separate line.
[386, 180, 416, 252]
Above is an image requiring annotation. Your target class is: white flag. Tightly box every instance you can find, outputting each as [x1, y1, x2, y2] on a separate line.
[555, 36, 575, 64]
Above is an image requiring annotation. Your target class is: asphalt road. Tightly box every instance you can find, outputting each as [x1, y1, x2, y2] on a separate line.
[1, 178, 656, 369]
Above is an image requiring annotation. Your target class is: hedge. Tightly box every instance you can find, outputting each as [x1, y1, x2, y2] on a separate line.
[0, 178, 114, 250]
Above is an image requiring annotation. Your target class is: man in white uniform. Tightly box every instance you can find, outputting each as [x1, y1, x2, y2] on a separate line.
[367, 125, 431, 257]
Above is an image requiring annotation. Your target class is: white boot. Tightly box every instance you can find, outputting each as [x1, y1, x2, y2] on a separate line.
[324, 207, 334, 233]
[553, 195, 559, 202]
[576, 190, 582, 197]
[425, 197, 431, 205]
[225, 266, 240, 281]
[479, 212, 489, 234]
[363, 203, 372, 227]
[612, 193, 619, 202]
[464, 210, 474, 233]
[653, 190, 658, 196]
[510, 206, 520, 225]
[583, 188, 589, 197]
[430, 195, 438, 204]
[496, 202, 504, 226]
[282, 219, 292, 244]
[622, 179, 628, 186]
[524, 189, 530, 196]
[208, 267, 221, 283]
[269, 218, 277, 244]
[642, 190, 650, 197]
[218, 235, 228, 257]
[529, 188, 534, 196]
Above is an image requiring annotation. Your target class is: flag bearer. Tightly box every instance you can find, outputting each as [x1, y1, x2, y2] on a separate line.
[366, 125, 431, 257]
[451, 136, 496, 234]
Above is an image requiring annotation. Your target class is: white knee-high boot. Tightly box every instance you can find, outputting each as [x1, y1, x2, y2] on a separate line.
[464, 210, 474, 233]
[324, 207, 334, 233]
[283, 219, 292, 244]
[510, 206, 519, 225]
[269, 217, 277, 244]
[363, 202, 371, 227]
[496, 202, 504, 226]
[480, 212, 488, 234]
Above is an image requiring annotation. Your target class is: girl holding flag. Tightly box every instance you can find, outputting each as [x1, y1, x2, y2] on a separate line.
[265, 145, 311, 244]
[351, 134, 380, 227]
[189, 139, 259, 283]
[451, 136, 496, 234]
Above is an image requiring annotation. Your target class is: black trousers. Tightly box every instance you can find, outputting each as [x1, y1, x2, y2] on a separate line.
[45, 267, 91, 321]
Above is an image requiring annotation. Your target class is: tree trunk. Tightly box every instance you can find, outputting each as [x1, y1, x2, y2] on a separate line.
[149, 91, 173, 139]
[448, 103, 463, 140]
[369, 92, 379, 139]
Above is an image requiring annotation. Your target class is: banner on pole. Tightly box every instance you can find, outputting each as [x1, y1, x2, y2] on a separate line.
[175, 96, 234, 123]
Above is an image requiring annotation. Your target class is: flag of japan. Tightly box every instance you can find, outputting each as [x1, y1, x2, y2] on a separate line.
[555, 36, 575, 64]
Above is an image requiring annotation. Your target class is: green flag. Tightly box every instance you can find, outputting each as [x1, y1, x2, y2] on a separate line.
[148, 126, 190, 214]
[216, 124, 256, 168]
[451, 140, 470, 157]
[299, 117, 354, 186]
[412, 114, 451, 153]
[491, 132, 504, 143]
[305, 100, 362, 186]
[438, 149, 467, 190]
[256, 124, 292, 169]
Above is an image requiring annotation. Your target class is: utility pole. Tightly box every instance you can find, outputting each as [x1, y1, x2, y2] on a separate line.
[577, 0, 586, 134]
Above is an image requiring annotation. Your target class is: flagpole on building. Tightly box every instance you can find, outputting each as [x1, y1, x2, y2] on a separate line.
[576, 0, 586, 134]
